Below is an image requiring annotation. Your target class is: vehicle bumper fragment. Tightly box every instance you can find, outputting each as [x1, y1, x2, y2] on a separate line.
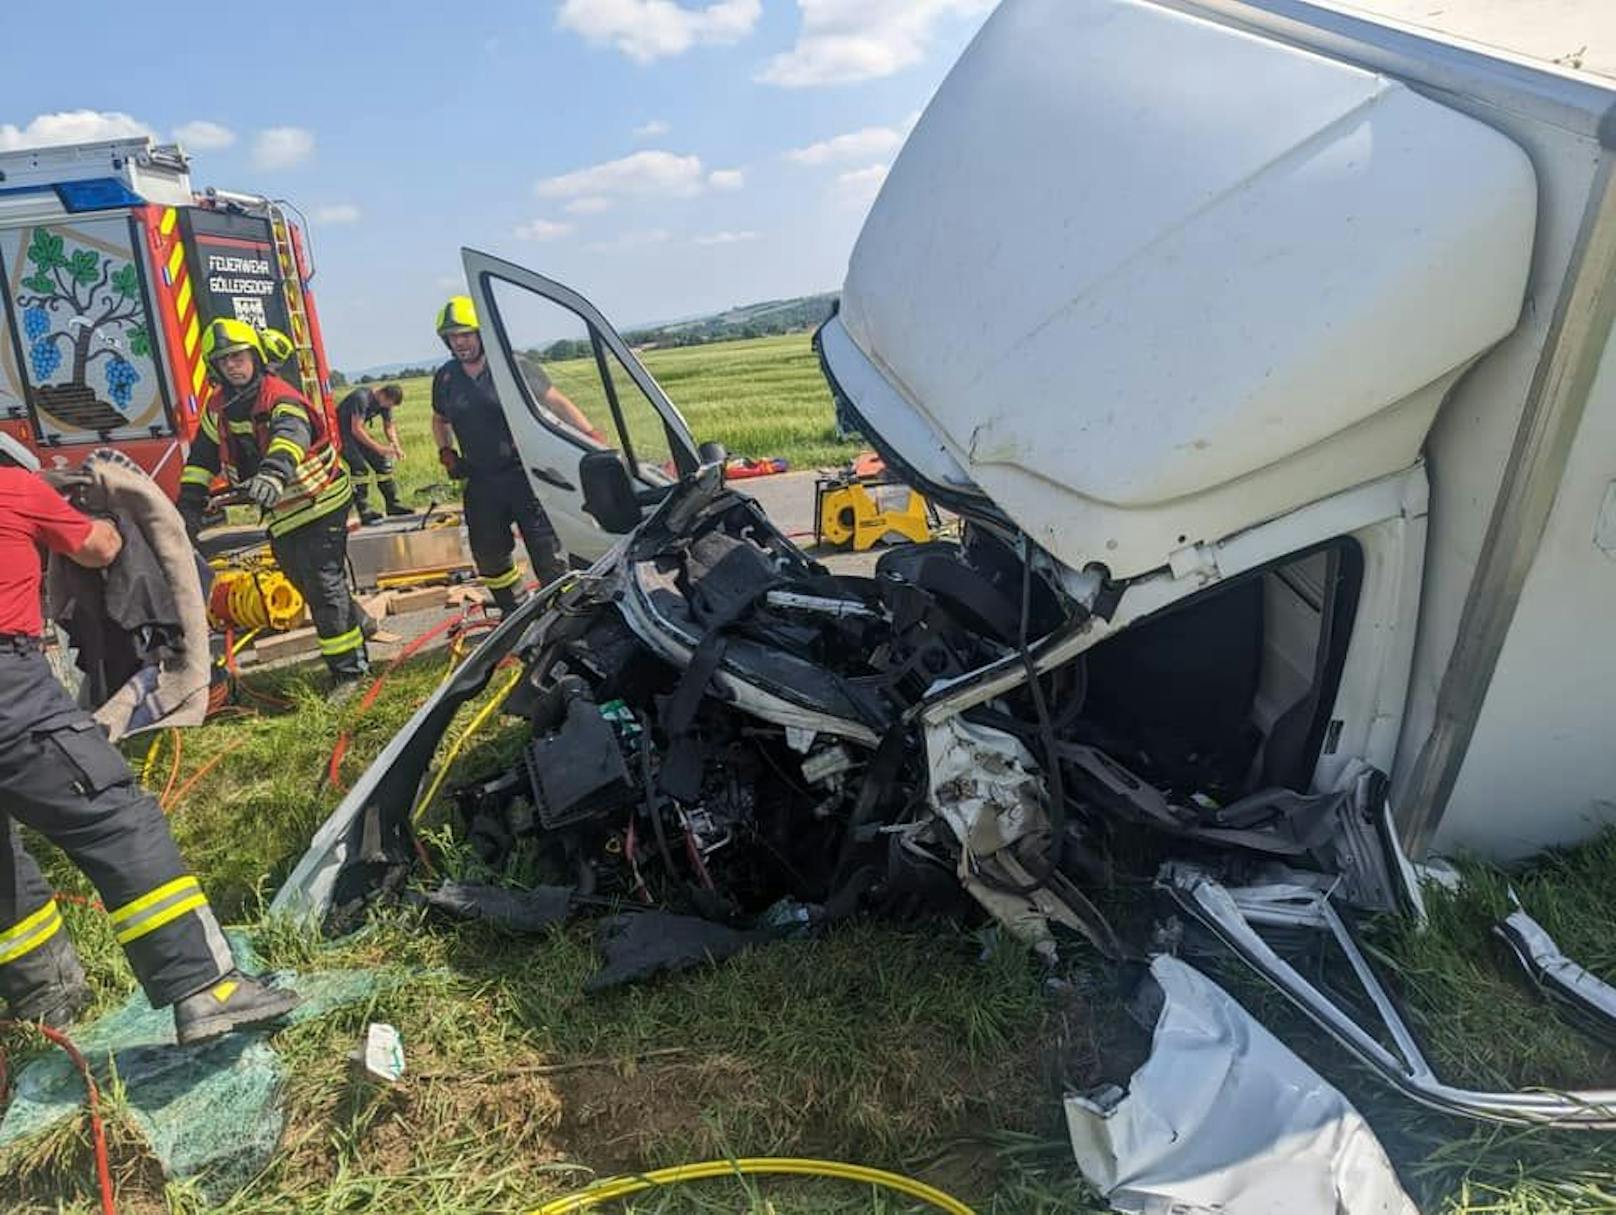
[1065, 953, 1417, 1215]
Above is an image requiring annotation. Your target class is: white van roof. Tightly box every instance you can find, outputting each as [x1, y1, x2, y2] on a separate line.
[827, 0, 1537, 579]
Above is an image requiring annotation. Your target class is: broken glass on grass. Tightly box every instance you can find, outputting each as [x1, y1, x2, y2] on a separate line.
[0, 932, 381, 1204]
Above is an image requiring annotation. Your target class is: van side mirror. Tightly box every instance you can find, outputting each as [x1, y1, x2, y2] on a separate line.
[580, 450, 643, 534]
[698, 440, 729, 465]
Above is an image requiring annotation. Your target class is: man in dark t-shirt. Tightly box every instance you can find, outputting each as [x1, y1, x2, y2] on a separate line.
[430, 296, 594, 611]
[337, 383, 408, 524]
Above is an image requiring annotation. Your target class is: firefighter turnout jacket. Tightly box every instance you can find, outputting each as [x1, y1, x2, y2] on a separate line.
[179, 372, 350, 537]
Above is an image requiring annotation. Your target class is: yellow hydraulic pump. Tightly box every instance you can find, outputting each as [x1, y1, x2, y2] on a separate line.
[814, 459, 936, 552]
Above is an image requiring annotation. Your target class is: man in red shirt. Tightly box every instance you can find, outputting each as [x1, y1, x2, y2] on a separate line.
[0, 439, 297, 1041]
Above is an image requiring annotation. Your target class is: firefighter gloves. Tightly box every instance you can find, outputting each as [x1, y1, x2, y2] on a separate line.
[439, 446, 468, 479]
[246, 470, 287, 510]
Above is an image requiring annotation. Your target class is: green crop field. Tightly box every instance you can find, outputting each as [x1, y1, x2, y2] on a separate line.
[354, 332, 861, 507]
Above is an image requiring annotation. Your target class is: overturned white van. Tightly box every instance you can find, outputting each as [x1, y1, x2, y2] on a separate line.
[274, 0, 1616, 1188]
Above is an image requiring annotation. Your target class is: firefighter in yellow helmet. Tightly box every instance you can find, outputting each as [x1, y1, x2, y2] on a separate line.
[430, 295, 592, 611]
[177, 318, 372, 686]
[259, 327, 296, 373]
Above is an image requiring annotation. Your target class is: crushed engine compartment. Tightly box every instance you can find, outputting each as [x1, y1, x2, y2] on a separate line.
[443, 475, 1047, 951]
[409, 470, 1403, 970]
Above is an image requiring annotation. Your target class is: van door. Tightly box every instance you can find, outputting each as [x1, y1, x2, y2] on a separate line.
[462, 248, 701, 563]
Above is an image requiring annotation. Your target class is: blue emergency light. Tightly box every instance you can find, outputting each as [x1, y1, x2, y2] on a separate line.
[54, 177, 144, 212]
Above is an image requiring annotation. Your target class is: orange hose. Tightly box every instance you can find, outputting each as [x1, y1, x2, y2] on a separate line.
[159, 730, 183, 809]
[163, 741, 244, 814]
[52, 891, 104, 913]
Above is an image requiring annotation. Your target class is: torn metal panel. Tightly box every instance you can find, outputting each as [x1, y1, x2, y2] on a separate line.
[1166, 865, 1616, 1126]
[1066, 954, 1417, 1215]
[926, 716, 1122, 960]
[927, 716, 1045, 854]
[1496, 898, 1616, 1044]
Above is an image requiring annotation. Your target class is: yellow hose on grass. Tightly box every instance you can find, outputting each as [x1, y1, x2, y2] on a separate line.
[409, 663, 526, 823]
[530, 1157, 977, 1214]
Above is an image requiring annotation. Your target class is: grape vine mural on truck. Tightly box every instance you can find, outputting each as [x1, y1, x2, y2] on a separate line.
[13, 224, 153, 433]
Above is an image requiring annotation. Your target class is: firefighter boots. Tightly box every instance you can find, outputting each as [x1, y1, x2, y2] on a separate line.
[173, 970, 300, 1044]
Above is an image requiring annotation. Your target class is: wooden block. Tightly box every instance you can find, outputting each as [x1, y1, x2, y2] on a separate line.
[445, 585, 489, 608]
[386, 586, 450, 616]
[251, 627, 321, 661]
[369, 629, 405, 645]
[357, 592, 393, 620]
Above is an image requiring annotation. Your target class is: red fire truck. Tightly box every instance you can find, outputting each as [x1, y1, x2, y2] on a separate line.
[0, 136, 336, 497]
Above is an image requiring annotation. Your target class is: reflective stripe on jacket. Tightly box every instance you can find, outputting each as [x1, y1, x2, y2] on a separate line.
[182, 374, 351, 537]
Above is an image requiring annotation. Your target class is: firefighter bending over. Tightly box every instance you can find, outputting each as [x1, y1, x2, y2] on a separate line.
[339, 382, 409, 524]
[431, 295, 594, 611]
[178, 319, 371, 685]
[0, 434, 296, 1041]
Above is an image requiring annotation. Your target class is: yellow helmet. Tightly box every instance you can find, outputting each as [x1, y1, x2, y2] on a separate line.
[200, 317, 264, 365]
[435, 295, 479, 335]
[260, 328, 295, 364]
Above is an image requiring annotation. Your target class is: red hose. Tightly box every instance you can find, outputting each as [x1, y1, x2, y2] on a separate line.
[0, 1019, 117, 1215]
[323, 603, 492, 793]
[53, 892, 105, 913]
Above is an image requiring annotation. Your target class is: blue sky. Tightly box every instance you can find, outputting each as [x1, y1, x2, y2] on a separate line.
[0, 1, 996, 371]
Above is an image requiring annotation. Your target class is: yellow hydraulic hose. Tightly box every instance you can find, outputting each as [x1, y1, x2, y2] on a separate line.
[409, 663, 525, 823]
[530, 1156, 978, 1214]
[140, 732, 165, 784]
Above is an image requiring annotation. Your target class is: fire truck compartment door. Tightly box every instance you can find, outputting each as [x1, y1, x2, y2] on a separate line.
[463, 248, 700, 564]
[0, 214, 175, 444]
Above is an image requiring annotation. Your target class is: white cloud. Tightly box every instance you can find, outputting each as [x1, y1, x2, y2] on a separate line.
[172, 120, 236, 151]
[707, 168, 744, 190]
[786, 123, 905, 166]
[558, 0, 761, 63]
[564, 196, 614, 215]
[758, 0, 996, 87]
[586, 228, 671, 252]
[436, 273, 466, 290]
[515, 217, 576, 241]
[0, 110, 153, 151]
[252, 126, 314, 170]
[693, 230, 759, 246]
[537, 150, 706, 199]
[633, 119, 671, 138]
[834, 162, 890, 208]
[313, 203, 361, 224]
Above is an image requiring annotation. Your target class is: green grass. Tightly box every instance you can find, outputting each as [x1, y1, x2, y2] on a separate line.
[1, 655, 1099, 1214]
[10, 605, 1616, 1210]
[361, 333, 860, 510]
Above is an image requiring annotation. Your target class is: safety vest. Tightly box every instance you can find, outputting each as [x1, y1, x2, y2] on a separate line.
[200, 374, 350, 536]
